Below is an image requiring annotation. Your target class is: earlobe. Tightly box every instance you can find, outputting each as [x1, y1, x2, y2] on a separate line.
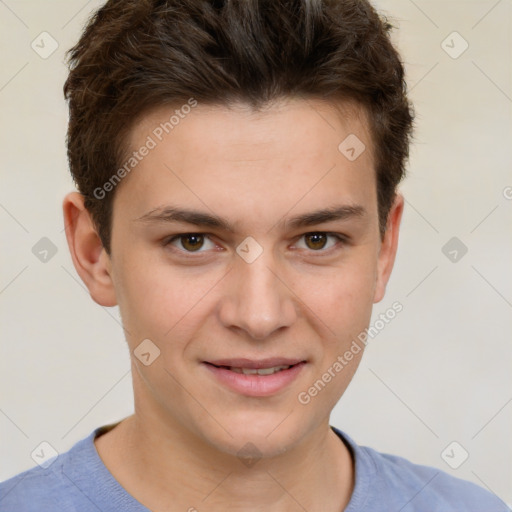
[62, 192, 117, 307]
[373, 193, 404, 304]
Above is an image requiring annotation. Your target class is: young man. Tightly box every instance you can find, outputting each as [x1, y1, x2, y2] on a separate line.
[0, 0, 508, 511]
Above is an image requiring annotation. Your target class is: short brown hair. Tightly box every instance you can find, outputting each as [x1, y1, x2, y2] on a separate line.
[64, 0, 414, 253]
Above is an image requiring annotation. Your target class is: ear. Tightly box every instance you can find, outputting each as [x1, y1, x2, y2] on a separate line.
[62, 192, 117, 307]
[373, 193, 404, 304]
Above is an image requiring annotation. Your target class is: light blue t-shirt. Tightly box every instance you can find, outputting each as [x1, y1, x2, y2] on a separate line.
[0, 424, 509, 511]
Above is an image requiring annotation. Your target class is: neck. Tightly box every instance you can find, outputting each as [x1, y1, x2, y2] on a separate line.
[95, 412, 354, 512]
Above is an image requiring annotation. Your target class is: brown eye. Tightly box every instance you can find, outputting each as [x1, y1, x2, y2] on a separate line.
[295, 232, 345, 253]
[179, 234, 205, 252]
[164, 233, 216, 253]
[304, 233, 328, 250]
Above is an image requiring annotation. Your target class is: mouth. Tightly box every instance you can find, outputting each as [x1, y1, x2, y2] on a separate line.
[202, 358, 307, 397]
[217, 364, 294, 375]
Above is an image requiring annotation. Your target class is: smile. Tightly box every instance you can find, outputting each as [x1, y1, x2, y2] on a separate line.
[203, 359, 307, 397]
[215, 364, 292, 375]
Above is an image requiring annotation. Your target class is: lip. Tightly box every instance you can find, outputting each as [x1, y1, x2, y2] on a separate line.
[205, 357, 305, 369]
[202, 359, 307, 397]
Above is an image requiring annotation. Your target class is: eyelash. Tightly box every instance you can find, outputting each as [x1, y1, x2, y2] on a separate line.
[162, 232, 348, 257]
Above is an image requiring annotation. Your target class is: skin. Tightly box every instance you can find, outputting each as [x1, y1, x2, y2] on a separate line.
[63, 97, 403, 511]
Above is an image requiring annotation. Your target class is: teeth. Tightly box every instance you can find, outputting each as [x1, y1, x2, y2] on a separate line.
[230, 365, 291, 375]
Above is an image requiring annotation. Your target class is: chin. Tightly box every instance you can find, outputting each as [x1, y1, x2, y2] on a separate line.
[197, 407, 309, 459]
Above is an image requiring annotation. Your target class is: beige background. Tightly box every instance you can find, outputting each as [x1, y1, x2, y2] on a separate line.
[1, 0, 511, 506]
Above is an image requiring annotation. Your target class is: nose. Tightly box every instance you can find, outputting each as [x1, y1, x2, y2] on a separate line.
[218, 249, 298, 341]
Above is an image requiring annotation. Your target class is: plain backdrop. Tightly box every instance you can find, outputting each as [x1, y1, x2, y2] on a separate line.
[1, 0, 511, 506]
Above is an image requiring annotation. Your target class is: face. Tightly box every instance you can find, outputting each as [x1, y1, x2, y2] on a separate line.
[90, 98, 401, 457]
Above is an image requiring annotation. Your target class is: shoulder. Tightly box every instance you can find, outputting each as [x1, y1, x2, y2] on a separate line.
[0, 427, 109, 512]
[364, 446, 507, 510]
[0, 451, 74, 511]
[0, 423, 147, 512]
[332, 427, 510, 512]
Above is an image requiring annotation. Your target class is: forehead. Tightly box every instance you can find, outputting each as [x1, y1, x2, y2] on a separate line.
[129, 97, 372, 163]
[115, 97, 377, 228]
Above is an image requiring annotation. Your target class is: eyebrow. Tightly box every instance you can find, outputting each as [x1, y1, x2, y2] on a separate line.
[135, 204, 366, 232]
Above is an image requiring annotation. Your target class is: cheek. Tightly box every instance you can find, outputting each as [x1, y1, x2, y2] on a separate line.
[296, 258, 377, 337]
[115, 257, 224, 345]
[298, 266, 374, 404]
